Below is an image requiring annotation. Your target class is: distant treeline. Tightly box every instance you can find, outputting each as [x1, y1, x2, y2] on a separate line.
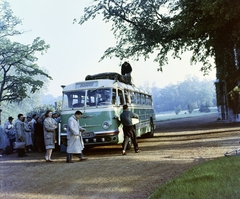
[2, 76, 216, 122]
[150, 76, 216, 113]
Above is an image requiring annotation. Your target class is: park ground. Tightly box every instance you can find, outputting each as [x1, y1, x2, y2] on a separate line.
[1, 112, 240, 199]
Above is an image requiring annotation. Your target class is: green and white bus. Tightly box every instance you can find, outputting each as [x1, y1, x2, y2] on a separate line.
[58, 72, 156, 150]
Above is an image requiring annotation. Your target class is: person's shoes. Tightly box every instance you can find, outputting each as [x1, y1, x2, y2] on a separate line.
[79, 157, 88, 161]
[66, 160, 74, 163]
[122, 150, 126, 155]
[48, 159, 54, 162]
[135, 149, 141, 153]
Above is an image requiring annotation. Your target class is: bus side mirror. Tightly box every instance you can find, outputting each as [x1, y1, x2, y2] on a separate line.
[116, 96, 120, 106]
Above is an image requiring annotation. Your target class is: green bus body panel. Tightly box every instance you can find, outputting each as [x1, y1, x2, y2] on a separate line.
[59, 77, 156, 148]
[60, 107, 123, 146]
[59, 106, 156, 147]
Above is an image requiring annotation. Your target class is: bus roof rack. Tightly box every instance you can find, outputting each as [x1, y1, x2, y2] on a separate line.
[85, 72, 132, 85]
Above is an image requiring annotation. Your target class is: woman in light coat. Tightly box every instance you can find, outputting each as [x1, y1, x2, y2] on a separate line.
[24, 117, 33, 152]
[43, 110, 57, 162]
[15, 114, 27, 157]
[66, 110, 87, 163]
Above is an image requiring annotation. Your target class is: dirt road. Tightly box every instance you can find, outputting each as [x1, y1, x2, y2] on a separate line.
[1, 113, 240, 199]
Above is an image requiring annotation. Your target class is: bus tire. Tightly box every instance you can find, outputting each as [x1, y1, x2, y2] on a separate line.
[84, 145, 94, 151]
[146, 119, 154, 138]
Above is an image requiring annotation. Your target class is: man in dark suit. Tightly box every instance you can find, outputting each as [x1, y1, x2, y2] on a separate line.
[120, 104, 140, 155]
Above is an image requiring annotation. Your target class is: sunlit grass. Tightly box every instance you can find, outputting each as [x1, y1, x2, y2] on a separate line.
[148, 156, 240, 199]
[156, 107, 217, 121]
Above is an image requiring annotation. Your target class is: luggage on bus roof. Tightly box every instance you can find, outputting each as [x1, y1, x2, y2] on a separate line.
[85, 72, 131, 85]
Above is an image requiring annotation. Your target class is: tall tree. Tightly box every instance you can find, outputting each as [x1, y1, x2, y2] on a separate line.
[0, 1, 22, 38]
[79, 0, 240, 120]
[1, 72, 51, 124]
[0, 1, 52, 109]
[0, 37, 51, 103]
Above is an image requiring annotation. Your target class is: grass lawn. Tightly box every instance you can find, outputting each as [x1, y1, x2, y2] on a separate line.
[149, 107, 239, 199]
[156, 107, 218, 121]
[148, 154, 240, 199]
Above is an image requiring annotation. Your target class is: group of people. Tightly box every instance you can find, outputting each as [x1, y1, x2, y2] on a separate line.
[0, 105, 140, 161]
[65, 104, 140, 162]
[0, 109, 88, 162]
[0, 111, 60, 158]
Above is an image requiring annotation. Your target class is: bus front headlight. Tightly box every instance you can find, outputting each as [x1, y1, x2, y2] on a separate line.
[63, 124, 68, 132]
[102, 121, 110, 130]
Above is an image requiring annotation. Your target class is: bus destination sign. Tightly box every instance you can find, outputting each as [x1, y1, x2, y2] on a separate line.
[75, 81, 98, 88]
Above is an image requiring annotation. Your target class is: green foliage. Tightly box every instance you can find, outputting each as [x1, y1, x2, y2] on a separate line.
[148, 156, 240, 199]
[79, 0, 240, 118]
[79, 0, 240, 71]
[152, 76, 216, 113]
[228, 86, 240, 115]
[174, 105, 181, 115]
[199, 104, 210, 113]
[0, 89, 51, 124]
[187, 103, 194, 114]
[0, 1, 52, 105]
[0, 1, 22, 38]
[79, 0, 172, 71]
[26, 104, 56, 118]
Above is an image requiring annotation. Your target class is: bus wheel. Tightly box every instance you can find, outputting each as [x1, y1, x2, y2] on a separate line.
[146, 122, 154, 138]
[122, 138, 132, 150]
[84, 145, 94, 151]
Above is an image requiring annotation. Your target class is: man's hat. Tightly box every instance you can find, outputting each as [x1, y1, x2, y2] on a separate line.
[8, 116, 14, 120]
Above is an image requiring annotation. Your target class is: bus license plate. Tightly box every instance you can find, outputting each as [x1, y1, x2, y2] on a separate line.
[82, 132, 93, 138]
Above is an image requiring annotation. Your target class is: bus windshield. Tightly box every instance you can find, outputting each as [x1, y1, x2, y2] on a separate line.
[62, 88, 112, 109]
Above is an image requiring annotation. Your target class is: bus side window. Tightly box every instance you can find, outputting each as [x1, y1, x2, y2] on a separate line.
[146, 95, 149, 105]
[142, 94, 146, 104]
[149, 95, 153, 105]
[124, 89, 130, 104]
[118, 90, 124, 105]
[137, 93, 141, 104]
[130, 92, 135, 104]
[112, 89, 116, 105]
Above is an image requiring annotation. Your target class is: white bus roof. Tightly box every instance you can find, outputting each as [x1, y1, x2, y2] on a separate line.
[62, 79, 149, 95]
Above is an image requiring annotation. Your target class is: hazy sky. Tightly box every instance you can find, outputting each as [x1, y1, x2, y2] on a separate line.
[7, 0, 216, 97]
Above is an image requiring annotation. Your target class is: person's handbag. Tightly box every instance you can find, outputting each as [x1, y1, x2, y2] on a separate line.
[13, 141, 26, 149]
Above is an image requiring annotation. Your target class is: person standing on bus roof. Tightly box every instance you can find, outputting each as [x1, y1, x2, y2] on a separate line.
[121, 62, 132, 85]
[121, 61, 132, 76]
[66, 110, 88, 163]
[120, 104, 140, 155]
